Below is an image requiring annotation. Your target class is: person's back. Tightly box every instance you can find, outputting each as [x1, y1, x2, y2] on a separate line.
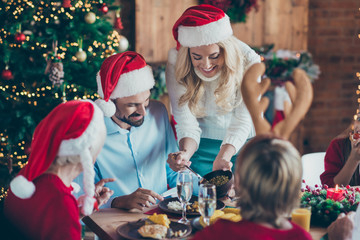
[4, 174, 80, 240]
[193, 219, 311, 240]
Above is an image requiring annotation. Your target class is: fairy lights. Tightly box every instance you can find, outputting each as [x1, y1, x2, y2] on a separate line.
[0, 0, 121, 197]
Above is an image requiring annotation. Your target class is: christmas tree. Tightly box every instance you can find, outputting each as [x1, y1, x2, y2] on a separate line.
[0, 0, 128, 200]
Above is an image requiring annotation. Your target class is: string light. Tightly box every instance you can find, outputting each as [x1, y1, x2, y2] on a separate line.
[0, 0, 120, 197]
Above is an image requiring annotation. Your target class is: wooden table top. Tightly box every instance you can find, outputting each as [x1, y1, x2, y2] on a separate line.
[82, 206, 327, 240]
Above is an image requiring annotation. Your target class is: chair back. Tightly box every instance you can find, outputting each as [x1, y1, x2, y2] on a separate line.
[301, 152, 326, 187]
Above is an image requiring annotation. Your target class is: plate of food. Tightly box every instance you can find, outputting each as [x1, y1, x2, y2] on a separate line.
[158, 196, 225, 216]
[116, 213, 191, 240]
[191, 208, 242, 231]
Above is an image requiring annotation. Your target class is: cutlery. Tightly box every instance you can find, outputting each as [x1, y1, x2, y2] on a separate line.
[185, 165, 208, 184]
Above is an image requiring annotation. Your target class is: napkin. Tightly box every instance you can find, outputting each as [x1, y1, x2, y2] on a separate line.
[352, 204, 360, 240]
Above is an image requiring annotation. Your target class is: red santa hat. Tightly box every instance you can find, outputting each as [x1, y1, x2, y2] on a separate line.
[172, 4, 233, 50]
[95, 51, 155, 117]
[9, 100, 104, 216]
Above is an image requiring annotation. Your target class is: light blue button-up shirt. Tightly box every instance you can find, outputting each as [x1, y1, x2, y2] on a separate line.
[94, 100, 178, 208]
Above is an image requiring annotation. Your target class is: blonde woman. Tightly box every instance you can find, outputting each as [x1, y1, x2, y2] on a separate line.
[192, 135, 312, 240]
[166, 4, 260, 176]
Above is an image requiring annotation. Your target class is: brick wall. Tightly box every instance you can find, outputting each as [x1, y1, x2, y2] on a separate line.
[303, 0, 360, 153]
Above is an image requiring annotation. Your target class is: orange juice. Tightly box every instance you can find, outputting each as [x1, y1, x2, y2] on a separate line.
[291, 207, 311, 231]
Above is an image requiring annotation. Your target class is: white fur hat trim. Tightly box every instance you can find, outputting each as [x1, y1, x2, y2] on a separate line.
[96, 65, 155, 99]
[178, 14, 233, 47]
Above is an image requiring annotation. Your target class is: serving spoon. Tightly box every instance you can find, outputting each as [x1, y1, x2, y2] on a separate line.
[184, 165, 209, 184]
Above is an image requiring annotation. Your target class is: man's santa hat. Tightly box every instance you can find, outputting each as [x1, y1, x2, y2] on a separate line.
[9, 100, 104, 216]
[95, 51, 155, 117]
[172, 4, 233, 50]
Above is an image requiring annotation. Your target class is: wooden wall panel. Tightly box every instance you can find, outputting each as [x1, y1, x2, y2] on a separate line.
[135, 0, 309, 62]
[135, 0, 197, 62]
[233, 0, 308, 50]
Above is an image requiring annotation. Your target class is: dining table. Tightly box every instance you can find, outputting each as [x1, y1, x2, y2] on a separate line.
[82, 202, 328, 240]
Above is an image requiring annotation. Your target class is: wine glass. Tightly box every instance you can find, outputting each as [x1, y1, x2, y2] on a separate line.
[176, 170, 193, 224]
[198, 183, 217, 226]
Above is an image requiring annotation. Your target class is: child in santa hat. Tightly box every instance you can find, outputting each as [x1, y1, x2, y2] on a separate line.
[192, 135, 312, 240]
[166, 4, 260, 177]
[3, 100, 114, 240]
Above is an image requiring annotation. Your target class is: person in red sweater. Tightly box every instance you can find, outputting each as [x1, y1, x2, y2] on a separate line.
[3, 100, 114, 240]
[320, 118, 360, 187]
[192, 135, 312, 240]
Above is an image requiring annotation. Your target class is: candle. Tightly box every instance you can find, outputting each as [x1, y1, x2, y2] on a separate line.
[291, 206, 311, 232]
[326, 184, 345, 201]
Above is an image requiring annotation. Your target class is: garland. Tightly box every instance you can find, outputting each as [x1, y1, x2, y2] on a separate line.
[253, 44, 321, 85]
[198, 0, 259, 23]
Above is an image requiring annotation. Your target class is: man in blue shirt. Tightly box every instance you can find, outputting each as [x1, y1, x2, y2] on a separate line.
[92, 51, 178, 210]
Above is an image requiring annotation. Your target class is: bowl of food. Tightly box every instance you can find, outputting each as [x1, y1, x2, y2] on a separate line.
[200, 170, 233, 199]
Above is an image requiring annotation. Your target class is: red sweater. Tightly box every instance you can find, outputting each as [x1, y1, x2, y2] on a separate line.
[191, 219, 312, 240]
[320, 137, 360, 187]
[4, 174, 81, 240]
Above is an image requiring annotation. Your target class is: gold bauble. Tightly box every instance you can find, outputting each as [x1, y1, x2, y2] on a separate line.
[75, 49, 87, 62]
[85, 12, 96, 24]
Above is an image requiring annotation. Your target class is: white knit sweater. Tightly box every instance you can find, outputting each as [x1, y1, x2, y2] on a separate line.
[166, 39, 260, 152]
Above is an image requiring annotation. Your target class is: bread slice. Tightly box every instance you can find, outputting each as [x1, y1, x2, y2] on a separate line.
[138, 224, 168, 239]
[147, 213, 171, 228]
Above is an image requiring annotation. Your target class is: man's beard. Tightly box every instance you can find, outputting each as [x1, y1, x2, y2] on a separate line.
[116, 112, 144, 127]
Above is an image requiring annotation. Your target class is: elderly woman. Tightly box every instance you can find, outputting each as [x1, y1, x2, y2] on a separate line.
[4, 100, 114, 240]
[166, 4, 260, 176]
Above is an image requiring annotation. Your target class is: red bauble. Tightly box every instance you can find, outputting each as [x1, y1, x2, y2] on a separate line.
[62, 0, 71, 8]
[98, 3, 108, 14]
[15, 32, 26, 43]
[2, 69, 13, 80]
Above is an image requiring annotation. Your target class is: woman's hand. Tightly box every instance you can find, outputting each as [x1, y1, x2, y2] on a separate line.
[167, 151, 192, 172]
[349, 132, 360, 163]
[213, 144, 235, 171]
[328, 212, 355, 240]
[94, 178, 115, 207]
[212, 158, 233, 171]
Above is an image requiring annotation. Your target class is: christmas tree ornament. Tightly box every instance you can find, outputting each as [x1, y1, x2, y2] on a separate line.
[62, 0, 71, 8]
[98, 3, 109, 14]
[75, 38, 87, 62]
[85, 12, 96, 24]
[76, 49, 87, 62]
[44, 41, 64, 87]
[14, 32, 26, 43]
[114, 9, 124, 30]
[1, 65, 13, 80]
[118, 35, 129, 52]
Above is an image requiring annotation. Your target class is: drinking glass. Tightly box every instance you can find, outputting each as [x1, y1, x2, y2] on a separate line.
[176, 170, 193, 224]
[291, 205, 311, 232]
[198, 183, 217, 226]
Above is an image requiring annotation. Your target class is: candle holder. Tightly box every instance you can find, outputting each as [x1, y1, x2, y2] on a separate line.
[326, 185, 345, 202]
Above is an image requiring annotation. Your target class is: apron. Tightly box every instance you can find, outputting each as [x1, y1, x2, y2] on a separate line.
[190, 138, 238, 177]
